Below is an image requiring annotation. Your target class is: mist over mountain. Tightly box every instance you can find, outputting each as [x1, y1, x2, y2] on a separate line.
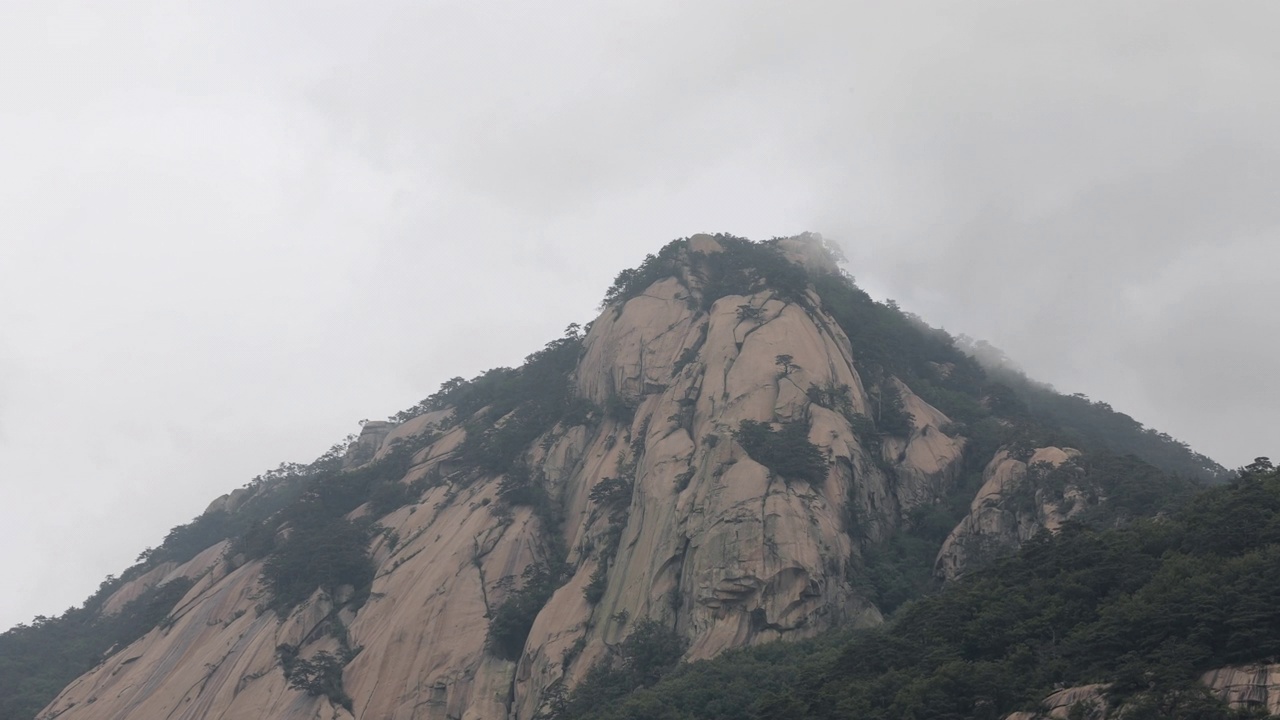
[5, 1, 1278, 643]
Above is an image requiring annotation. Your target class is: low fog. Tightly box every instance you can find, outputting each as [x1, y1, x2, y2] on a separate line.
[1, 1, 1277, 630]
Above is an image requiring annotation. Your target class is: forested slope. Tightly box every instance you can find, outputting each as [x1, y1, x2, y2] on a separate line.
[552, 458, 1280, 720]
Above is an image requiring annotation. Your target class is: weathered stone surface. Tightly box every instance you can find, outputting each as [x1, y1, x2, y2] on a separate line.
[1202, 664, 1280, 715]
[39, 560, 353, 720]
[686, 233, 724, 255]
[575, 276, 702, 404]
[344, 421, 393, 468]
[204, 486, 253, 515]
[1004, 683, 1109, 719]
[1010, 666, 1280, 719]
[41, 245, 970, 720]
[374, 409, 452, 462]
[100, 541, 228, 616]
[936, 446, 1083, 580]
[881, 379, 966, 515]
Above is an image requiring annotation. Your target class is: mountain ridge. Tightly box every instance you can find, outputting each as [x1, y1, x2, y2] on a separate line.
[1, 233, 1229, 720]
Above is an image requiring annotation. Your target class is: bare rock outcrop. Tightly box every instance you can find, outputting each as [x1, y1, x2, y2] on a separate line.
[204, 486, 253, 515]
[344, 421, 393, 468]
[1007, 666, 1280, 719]
[936, 446, 1085, 580]
[41, 558, 355, 720]
[40, 240, 970, 720]
[99, 541, 228, 616]
[1202, 664, 1280, 715]
[880, 379, 966, 515]
[1004, 684, 1109, 719]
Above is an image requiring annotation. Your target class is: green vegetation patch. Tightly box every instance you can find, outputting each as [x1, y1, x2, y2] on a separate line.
[0, 577, 196, 720]
[447, 326, 592, 477]
[734, 420, 827, 485]
[548, 619, 688, 719]
[487, 563, 568, 662]
[279, 645, 355, 712]
[601, 235, 817, 314]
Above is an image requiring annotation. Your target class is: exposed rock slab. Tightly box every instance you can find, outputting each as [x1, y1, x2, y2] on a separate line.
[1004, 683, 1109, 719]
[1203, 664, 1280, 715]
[41, 245, 971, 720]
[936, 446, 1083, 580]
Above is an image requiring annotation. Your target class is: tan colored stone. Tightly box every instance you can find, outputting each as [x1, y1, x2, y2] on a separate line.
[373, 409, 452, 463]
[686, 234, 724, 254]
[100, 541, 228, 616]
[42, 245, 972, 720]
[204, 485, 253, 515]
[1202, 664, 1280, 715]
[1003, 683, 1109, 719]
[1013, 665, 1280, 719]
[936, 446, 1083, 580]
[881, 380, 966, 514]
[345, 421, 393, 467]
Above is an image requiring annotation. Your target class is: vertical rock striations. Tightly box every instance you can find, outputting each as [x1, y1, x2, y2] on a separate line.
[37, 234, 1107, 720]
[936, 446, 1087, 580]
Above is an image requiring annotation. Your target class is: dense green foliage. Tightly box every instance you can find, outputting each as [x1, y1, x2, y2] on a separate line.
[602, 234, 812, 313]
[490, 465, 578, 658]
[577, 419, 645, 607]
[549, 619, 689, 719]
[135, 457, 335, 569]
[482, 342, 617, 650]
[279, 647, 354, 711]
[0, 577, 194, 720]
[140, 510, 239, 566]
[445, 326, 592, 476]
[550, 460, 1280, 720]
[811, 272, 989, 425]
[857, 500, 973, 613]
[248, 436, 441, 613]
[488, 563, 569, 661]
[734, 420, 828, 485]
[695, 236, 812, 309]
[859, 449, 1199, 615]
[261, 516, 376, 612]
[497, 464, 566, 548]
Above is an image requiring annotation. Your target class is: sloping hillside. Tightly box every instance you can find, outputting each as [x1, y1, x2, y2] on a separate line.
[1, 234, 1223, 720]
[546, 458, 1280, 720]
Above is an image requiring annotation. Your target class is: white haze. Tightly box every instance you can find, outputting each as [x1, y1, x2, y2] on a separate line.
[1, 1, 1277, 630]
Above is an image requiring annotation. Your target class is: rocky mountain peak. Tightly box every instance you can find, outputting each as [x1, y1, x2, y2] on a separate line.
[16, 233, 1225, 720]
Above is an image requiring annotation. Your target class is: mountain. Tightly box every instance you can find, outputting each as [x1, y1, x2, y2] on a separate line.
[0, 234, 1237, 720]
[549, 457, 1280, 720]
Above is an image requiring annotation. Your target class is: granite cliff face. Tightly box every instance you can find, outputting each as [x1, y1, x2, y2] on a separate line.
[33, 234, 1173, 720]
[936, 446, 1086, 580]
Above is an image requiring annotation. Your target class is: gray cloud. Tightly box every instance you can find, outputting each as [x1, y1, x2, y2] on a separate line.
[1, 1, 1276, 630]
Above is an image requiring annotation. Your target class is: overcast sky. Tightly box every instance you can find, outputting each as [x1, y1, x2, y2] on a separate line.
[2, 1, 1277, 631]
